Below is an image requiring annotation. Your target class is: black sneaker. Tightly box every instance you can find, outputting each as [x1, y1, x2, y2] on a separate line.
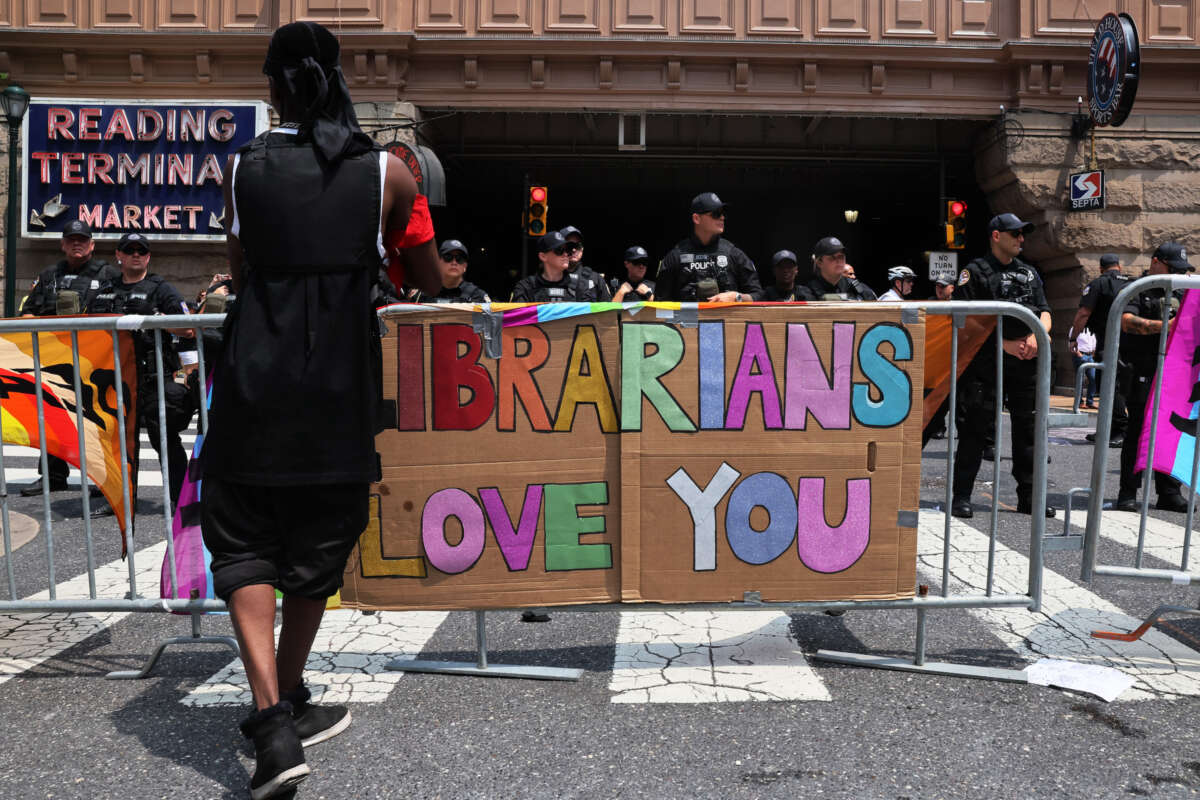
[521, 608, 551, 622]
[281, 684, 351, 748]
[19, 480, 68, 497]
[982, 446, 995, 462]
[1086, 432, 1097, 443]
[1116, 495, 1139, 512]
[951, 498, 973, 519]
[1157, 494, 1190, 513]
[239, 702, 310, 800]
[1109, 437, 1124, 449]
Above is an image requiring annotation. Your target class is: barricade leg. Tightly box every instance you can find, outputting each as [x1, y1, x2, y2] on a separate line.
[386, 610, 583, 681]
[106, 612, 240, 680]
[1091, 605, 1200, 643]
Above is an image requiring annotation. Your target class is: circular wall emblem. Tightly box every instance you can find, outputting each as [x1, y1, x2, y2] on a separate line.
[1087, 12, 1140, 128]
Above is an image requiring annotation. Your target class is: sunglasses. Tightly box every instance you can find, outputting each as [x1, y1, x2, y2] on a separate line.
[551, 246, 569, 256]
[444, 253, 467, 264]
[120, 247, 149, 256]
[1004, 230, 1025, 238]
[706, 209, 726, 220]
[563, 242, 581, 253]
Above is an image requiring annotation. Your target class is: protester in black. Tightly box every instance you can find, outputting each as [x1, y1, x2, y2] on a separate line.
[759, 250, 804, 301]
[798, 237, 877, 301]
[511, 231, 608, 302]
[950, 213, 1055, 519]
[1116, 243, 1192, 512]
[199, 22, 440, 800]
[1072, 253, 1132, 446]
[18, 220, 119, 496]
[656, 193, 761, 302]
[412, 239, 490, 303]
[611, 245, 655, 302]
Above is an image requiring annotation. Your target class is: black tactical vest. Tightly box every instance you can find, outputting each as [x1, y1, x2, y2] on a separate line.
[234, 132, 382, 274]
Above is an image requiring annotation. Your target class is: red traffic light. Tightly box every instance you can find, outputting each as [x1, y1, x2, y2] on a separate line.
[530, 187, 547, 203]
[949, 201, 966, 216]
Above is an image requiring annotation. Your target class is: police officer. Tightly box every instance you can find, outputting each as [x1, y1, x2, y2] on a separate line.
[412, 240, 490, 303]
[1073, 253, 1131, 448]
[18, 219, 119, 496]
[799, 237, 876, 301]
[950, 213, 1055, 519]
[95, 232, 193, 508]
[656, 192, 761, 302]
[511, 231, 609, 302]
[559, 226, 612, 301]
[760, 250, 803, 301]
[611, 246, 655, 302]
[878, 266, 917, 301]
[931, 276, 956, 301]
[1116, 243, 1192, 512]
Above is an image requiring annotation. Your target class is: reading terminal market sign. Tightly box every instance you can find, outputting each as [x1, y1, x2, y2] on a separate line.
[21, 99, 268, 241]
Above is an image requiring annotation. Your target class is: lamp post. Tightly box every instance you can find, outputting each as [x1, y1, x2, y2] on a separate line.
[2, 84, 30, 318]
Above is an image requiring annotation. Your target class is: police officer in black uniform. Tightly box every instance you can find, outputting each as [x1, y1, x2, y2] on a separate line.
[559, 226, 612, 301]
[611, 245, 655, 302]
[656, 192, 761, 302]
[18, 219, 119, 495]
[1116, 242, 1192, 512]
[760, 250, 804, 301]
[511, 231, 609, 302]
[1072, 253, 1131, 447]
[798, 237, 877, 301]
[94, 232, 193, 508]
[950, 213, 1055, 519]
[412, 240, 491, 303]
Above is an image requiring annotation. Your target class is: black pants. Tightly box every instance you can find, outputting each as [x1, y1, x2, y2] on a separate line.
[1096, 351, 1129, 438]
[39, 455, 69, 485]
[953, 356, 1038, 501]
[139, 378, 194, 507]
[1120, 370, 1182, 499]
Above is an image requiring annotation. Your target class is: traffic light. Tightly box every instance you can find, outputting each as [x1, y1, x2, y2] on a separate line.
[945, 200, 967, 250]
[527, 186, 548, 236]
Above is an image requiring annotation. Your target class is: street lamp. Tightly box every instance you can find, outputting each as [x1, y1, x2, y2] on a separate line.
[2, 84, 30, 317]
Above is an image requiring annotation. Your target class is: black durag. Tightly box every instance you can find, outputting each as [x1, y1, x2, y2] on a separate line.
[262, 21, 375, 165]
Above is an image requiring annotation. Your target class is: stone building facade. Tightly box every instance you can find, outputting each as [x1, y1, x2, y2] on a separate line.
[0, 1, 1199, 386]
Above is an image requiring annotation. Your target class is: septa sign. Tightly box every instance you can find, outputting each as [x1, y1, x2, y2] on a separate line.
[1069, 170, 1105, 211]
[21, 98, 268, 241]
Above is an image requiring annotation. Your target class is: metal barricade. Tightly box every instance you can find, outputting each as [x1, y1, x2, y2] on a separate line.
[0, 313, 237, 678]
[1082, 274, 1200, 587]
[0, 301, 1053, 686]
[383, 300, 1053, 684]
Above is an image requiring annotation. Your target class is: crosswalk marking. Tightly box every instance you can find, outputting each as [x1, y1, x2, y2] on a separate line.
[2, 431, 199, 490]
[1065, 509, 1198, 572]
[918, 511, 1200, 701]
[0, 541, 165, 687]
[608, 610, 831, 704]
[181, 610, 450, 707]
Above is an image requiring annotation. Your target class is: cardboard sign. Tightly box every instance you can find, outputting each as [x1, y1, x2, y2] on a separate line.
[928, 251, 959, 283]
[21, 98, 268, 240]
[342, 305, 925, 610]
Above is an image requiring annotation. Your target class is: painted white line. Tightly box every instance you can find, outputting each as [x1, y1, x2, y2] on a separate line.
[0, 541, 166, 687]
[4, 435, 197, 459]
[918, 511, 1200, 701]
[1, 468, 163, 488]
[609, 610, 831, 704]
[181, 610, 450, 706]
[1066, 509, 1199, 572]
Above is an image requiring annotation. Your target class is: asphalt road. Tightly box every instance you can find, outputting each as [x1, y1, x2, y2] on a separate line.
[2, 420, 1200, 800]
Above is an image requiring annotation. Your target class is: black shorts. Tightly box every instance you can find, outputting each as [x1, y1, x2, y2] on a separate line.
[201, 478, 369, 602]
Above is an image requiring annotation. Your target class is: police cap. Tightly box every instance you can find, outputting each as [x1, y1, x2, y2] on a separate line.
[772, 250, 799, 267]
[988, 213, 1035, 235]
[62, 220, 93, 240]
[559, 226, 583, 241]
[1099, 253, 1120, 268]
[812, 237, 845, 258]
[690, 192, 727, 214]
[624, 245, 649, 263]
[117, 232, 151, 252]
[538, 231, 567, 253]
[1153, 242, 1195, 273]
[439, 239, 469, 259]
